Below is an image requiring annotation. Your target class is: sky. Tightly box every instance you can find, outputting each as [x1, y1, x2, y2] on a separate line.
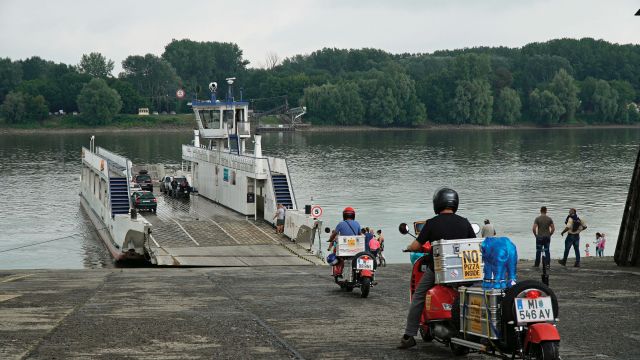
[1, 0, 638, 75]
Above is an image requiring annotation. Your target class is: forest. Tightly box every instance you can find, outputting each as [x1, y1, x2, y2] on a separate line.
[1, 37, 639, 127]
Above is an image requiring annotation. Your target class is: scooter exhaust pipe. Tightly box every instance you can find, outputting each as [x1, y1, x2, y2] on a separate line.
[432, 323, 455, 340]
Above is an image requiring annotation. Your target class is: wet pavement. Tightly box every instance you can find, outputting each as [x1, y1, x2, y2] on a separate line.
[0, 257, 638, 359]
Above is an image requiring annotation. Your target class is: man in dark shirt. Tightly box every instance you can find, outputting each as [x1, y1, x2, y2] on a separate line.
[532, 206, 555, 268]
[398, 188, 476, 349]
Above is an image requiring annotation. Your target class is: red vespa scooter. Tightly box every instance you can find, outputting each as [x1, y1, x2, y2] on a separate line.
[400, 222, 561, 359]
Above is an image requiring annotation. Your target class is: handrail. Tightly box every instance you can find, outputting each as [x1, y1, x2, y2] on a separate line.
[283, 159, 298, 210]
[265, 158, 278, 221]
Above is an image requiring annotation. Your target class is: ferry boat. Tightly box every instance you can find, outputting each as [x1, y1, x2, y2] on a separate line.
[79, 137, 151, 261]
[182, 79, 318, 240]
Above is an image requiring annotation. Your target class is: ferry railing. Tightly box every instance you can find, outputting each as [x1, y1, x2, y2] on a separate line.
[283, 159, 298, 210]
[264, 158, 278, 221]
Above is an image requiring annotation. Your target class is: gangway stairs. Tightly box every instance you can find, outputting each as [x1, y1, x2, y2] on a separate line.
[109, 177, 130, 216]
[272, 174, 294, 209]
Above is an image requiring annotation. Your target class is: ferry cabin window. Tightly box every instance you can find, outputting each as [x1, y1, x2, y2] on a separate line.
[201, 110, 220, 129]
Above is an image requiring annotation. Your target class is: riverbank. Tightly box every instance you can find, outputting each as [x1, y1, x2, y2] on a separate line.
[1, 257, 638, 359]
[2, 122, 640, 135]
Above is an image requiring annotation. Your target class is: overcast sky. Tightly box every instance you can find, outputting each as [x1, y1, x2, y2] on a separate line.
[1, 0, 638, 75]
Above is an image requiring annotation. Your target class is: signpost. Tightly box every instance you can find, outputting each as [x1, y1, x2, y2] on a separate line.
[310, 205, 323, 218]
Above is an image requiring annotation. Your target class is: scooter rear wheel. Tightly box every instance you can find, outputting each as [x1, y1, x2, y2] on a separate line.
[526, 340, 560, 360]
[360, 278, 371, 298]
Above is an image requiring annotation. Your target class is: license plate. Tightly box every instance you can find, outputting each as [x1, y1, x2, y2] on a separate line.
[143, 200, 150, 203]
[356, 258, 374, 270]
[515, 297, 554, 323]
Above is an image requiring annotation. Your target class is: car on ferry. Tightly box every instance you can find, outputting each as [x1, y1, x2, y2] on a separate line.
[130, 190, 157, 213]
[159, 175, 173, 194]
[134, 170, 153, 191]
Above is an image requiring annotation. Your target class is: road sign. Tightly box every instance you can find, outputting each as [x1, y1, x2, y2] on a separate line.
[176, 89, 185, 99]
[310, 205, 323, 218]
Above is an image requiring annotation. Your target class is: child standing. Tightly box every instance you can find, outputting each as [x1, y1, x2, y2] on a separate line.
[595, 232, 606, 257]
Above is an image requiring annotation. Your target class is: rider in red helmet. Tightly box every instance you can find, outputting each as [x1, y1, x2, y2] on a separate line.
[327, 207, 361, 253]
[327, 207, 362, 280]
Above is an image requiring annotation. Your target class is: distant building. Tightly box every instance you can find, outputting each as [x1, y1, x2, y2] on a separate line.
[138, 108, 150, 116]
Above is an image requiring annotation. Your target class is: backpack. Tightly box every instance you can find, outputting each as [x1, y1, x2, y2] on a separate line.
[571, 217, 582, 232]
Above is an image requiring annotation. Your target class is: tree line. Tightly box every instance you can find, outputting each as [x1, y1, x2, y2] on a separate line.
[1, 37, 639, 126]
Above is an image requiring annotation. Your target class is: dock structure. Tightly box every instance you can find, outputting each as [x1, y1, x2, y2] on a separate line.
[615, 146, 640, 266]
[143, 192, 322, 266]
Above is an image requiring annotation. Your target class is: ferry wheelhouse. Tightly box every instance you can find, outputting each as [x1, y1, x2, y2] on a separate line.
[182, 79, 315, 233]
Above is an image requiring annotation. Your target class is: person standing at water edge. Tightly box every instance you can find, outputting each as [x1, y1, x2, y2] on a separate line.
[532, 206, 555, 268]
[559, 208, 587, 267]
[273, 204, 286, 234]
[481, 219, 496, 237]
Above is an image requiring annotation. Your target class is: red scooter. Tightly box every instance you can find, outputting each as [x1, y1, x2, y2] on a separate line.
[400, 222, 561, 359]
[325, 227, 377, 298]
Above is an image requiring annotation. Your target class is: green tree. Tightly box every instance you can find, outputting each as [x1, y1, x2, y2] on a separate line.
[110, 79, 148, 114]
[1, 91, 26, 123]
[78, 52, 115, 78]
[16, 79, 62, 112]
[549, 68, 579, 121]
[529, 89, 565, 125]
[451, 79, 493, 125]
[162, 39, 249, 95]
[494, 87, 521, 125]
[77, 78, 122, 125]
[1, 91, 48, 124]
[592, 80, 618, 122]
[120, 54, 181, 112]
[451, 82, 472, 124]
[0, 58, 22, 102]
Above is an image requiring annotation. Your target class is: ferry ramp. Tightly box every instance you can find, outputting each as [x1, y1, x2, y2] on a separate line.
[142, 190, 323, 267]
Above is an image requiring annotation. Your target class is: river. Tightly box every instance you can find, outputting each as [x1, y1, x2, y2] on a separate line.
[0, 128, 637, 269]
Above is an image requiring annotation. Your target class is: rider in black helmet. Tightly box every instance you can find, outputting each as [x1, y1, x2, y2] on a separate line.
[398, 187, 476, 349]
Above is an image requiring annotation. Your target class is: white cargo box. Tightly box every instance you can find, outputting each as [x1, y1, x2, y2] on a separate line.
[336, 235, 365, 257]
[432, 238, 484, 284]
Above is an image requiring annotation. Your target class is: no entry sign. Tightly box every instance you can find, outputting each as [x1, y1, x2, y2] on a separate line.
[310, 205, 323, 218]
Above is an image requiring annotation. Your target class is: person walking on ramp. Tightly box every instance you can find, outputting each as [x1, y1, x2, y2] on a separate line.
[532, 206, 554, 269]
[559, 208, 587, 267]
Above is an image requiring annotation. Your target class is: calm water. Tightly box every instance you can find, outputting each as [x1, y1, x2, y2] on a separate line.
[0, 128, 637, 269]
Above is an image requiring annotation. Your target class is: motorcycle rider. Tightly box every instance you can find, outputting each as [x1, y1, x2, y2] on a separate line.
[398, 187, 476, 349]
[327, 207, 362, 278]
[327, 206, 362, 252]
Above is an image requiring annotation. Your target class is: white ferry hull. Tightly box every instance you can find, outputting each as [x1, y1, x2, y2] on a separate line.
[80, 145, 150, 262]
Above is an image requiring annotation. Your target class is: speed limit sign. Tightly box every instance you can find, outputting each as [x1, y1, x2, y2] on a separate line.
[310, 205, 323, 218]
[176, 89, 185, 99]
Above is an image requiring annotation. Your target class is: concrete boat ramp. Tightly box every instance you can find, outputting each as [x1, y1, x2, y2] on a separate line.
[139, 192, 322, 266]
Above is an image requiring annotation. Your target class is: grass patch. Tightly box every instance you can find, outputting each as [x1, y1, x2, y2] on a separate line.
[0, 113, 194, 130]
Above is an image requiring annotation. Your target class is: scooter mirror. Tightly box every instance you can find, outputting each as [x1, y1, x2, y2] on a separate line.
[471, 223, 480, 235]
[324, 227, 331, 234]
[398, 223, 410, 235]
